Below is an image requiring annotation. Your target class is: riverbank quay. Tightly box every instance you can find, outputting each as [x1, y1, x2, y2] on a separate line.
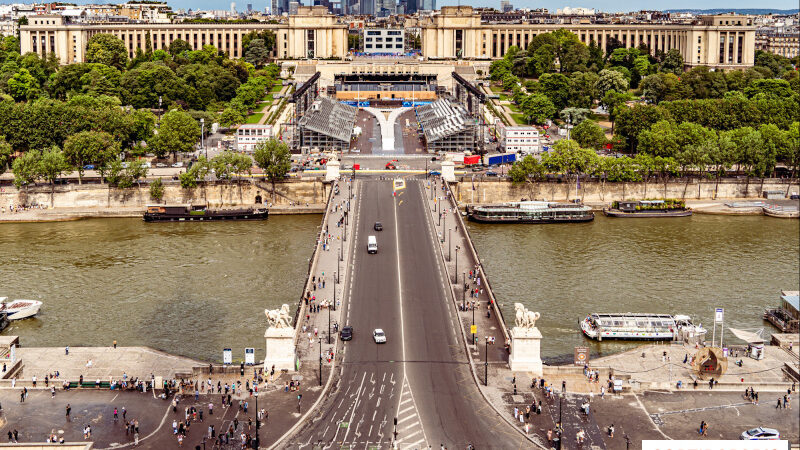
[0, 178, 330, 213]
[452, 177, 799, 205]
[0, 203, 324, 223]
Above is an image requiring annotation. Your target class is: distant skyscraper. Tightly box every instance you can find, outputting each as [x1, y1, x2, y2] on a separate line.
[247, 3, 252, 12]
[289, 1, 300, 14]
[360, 0, 374, 16]
[230, 2, 237, 14]
[420, 0, 434, 11]
[500, 0, 512, 13]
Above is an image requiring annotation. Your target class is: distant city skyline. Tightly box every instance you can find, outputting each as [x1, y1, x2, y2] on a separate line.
[1, 0, 797, 13]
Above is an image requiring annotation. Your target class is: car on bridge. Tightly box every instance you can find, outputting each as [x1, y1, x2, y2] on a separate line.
[372, 329, 386, 344]
[340, 326, 353, 341]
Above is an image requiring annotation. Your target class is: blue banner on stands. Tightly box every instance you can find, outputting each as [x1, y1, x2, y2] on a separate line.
[402, 101, 432, 107]
[543, 146, 550, 152]
[358, 101, 370, 107]
[342, 101, 359, 107]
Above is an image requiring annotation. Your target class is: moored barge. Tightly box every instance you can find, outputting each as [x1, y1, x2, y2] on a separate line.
[603, 200, 692, 217]
[581, 313, 706, 341]
[466, 201, 594, 224]
[143, 205, 269, 222]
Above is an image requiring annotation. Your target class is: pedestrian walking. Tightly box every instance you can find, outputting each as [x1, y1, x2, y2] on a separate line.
[66, 404, 71, 420]
[607, 424, 614, 438]
[51, 386, 56, 398]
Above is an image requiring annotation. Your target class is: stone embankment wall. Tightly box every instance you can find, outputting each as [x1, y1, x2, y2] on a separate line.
[453, 178, 800, 205]
[0, 179, 330, 209]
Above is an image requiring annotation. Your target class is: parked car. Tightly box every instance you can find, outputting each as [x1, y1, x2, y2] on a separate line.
[373, 328, 386, 344]
[340, 326, 353, 341]
[740, 427, 780, 440]
[83, 164, 95, 170]
[429, 170, 441, 176]
[171, 162, 184, 168]
[486, 171, 499, 177]
[156, 163, 168, 168]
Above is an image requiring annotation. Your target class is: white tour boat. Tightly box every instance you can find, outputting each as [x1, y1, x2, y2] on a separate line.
[0, 297, 43, 320]
[581, 313, 706, 341]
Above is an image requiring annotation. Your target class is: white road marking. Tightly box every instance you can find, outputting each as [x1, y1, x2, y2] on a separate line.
[341, 371, 367, 443]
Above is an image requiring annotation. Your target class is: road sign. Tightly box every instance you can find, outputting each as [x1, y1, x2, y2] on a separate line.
[245, 348, 255, 365]
[222, 348, 232, 365]
[470, 325, 477, 335]
[574, 346, 590, 365]
[715, 308, 724, 322]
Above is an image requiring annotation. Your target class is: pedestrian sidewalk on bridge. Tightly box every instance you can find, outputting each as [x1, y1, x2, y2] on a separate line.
[294, 178, 356, 371]
[423, 178, 510, 367]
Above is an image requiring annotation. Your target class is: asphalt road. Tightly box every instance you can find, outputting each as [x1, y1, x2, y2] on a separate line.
[292, 179, 526, 449]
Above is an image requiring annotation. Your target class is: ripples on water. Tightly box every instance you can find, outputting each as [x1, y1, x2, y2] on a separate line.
[0, 216, 320, 362]
[2, 214, 798, 363]
[467, 215, 800, 362]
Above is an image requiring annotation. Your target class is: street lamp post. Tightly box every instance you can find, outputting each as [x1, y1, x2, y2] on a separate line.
[327, 304, 331, 344]
[333, 279, 337, 312]
[318, 338, 322, 386]
[448, 228, 452, 261]
[454, 246, 460, 283]
[484, 337, 488, 386]
[254, 391, 260, 449]
[157, 96, 162, 127]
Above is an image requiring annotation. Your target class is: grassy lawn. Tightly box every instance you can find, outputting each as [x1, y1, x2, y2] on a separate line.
[270, 84, 284, 93]
[510, 113, 528, 125]
[507, 103, 521, 113]
[245, 113, 264, 124]
[490, 86, 504, 93]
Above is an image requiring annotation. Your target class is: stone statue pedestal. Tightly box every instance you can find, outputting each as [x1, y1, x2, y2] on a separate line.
[264, 327, 295, 372]
[326, 158, 340, 182]
[509, 326, 543, 376]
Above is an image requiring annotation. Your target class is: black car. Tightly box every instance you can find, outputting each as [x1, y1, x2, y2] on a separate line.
[340, 326, 353, 341]
[374, 222, 383, 231]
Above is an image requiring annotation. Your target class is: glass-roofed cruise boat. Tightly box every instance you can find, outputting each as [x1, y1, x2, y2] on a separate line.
[581, 313, 707, 341]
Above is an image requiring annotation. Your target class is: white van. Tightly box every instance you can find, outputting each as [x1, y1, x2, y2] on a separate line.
[367, 236, 378, 254]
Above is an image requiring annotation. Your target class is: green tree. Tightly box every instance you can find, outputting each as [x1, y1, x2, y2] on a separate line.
[595, 69, 629, 100]
[63, 130, 119, 184]
[520, 94, 556, 125]
[85, 34, 128, 70]
[37, 146, 70, 185]
[168, 39, 191, 57]
[600, 90, 633, 133]
[640, 73, 689, 104]
[571, 119, 606, 150]
[0, 136, 11, 176]
[501, 73, 519, 91]
[743, 79, 794, 99]
[149, 177, 164, 201]
[568, 71, 599, 109]
[244, 39, 270, 68]
[659, 48, 684, 75]
[219, 107, 246, 127]
[147, 110, 201, 159]
[126, 159, 149, 187]
[508, 155, 545, 183]
[538, 73, 571, 111]
[530, 44, 556, 77]
[559, 107, 591, 126]
[7, 67, 39, 101]
[253, 139, 291, 199]
[12, 148, 40, 187]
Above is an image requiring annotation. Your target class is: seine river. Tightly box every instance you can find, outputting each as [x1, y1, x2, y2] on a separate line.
[1, 214, 797, 363]
[468, 214, 800, 362]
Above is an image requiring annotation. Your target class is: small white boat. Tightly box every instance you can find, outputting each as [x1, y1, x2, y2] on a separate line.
[0, 297, 43, 320]
[581, 313, 706, 341]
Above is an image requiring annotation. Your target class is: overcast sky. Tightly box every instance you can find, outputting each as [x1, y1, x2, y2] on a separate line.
[5, 0, 797, 13]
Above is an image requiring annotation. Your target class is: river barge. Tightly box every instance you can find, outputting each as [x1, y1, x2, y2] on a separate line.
[764, 291, 799, 333]
[603, 200, 691, 217]
[466, 201, 594, 224]
[143, 205, 269, 222]
[581, 313, 706, 341]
